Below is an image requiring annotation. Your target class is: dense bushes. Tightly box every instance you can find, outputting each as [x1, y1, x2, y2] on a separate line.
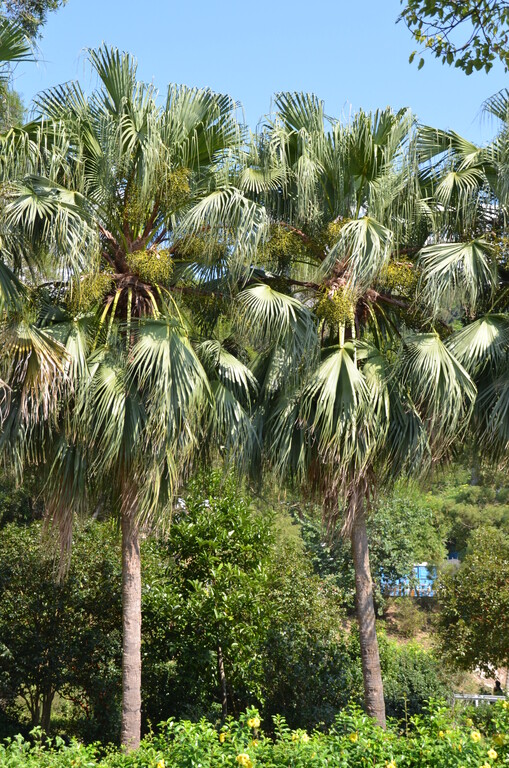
[0, 473, 457, 742]
[0, 700, 507, 767]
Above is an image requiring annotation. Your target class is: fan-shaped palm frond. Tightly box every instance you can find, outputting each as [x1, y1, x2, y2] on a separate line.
[0, 16, 32, 82]
[237, 283, 316, 361]
[447, 314, 509, 374]
[397, 332, 476, 455]
[418, 239, 497, 313]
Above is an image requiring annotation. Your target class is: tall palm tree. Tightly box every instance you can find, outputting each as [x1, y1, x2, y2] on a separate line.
[0, 46, 261, 749]
[240, 94, 476, 726]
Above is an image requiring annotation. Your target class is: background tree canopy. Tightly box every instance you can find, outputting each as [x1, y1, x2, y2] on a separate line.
[0, 1, 66, 37]
[399, 0, 509, 73]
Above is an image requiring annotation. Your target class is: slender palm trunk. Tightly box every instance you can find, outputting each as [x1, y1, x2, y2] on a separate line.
[350, 501, 386, 728]
[121, 509, 142, 751]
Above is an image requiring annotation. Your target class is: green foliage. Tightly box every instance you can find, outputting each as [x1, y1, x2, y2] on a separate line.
[399, 0, 509, 74]
[0, 701, 507, 767]
[0, 521, 122, 740]
[0, 85, 23, 130]
[142, 472, 351, 731]
[294, 487, 446, 607]
[422, 463, 509, 554]
[381, 640, 450, 719]
[142, 472, 274, 722]
[0, 467, 38, 527]
[436, 526, 509, 675]
[0, 0, 67, 37]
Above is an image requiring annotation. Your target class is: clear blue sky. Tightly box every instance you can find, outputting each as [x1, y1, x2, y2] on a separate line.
[11, 0, 509, 144]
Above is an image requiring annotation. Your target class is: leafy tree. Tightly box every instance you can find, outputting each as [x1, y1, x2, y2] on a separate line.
[0, 1, 66, 37]
[0, 521, 122, 736]
[142, 473, 274, 722]
[437, 527, 509, 675]
[142, 472, 350, 731]
[381, 640, 450, 719]
[399, 0, 509, 73]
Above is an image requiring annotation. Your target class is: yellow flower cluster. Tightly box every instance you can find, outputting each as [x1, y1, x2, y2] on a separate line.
[349, 732, 358, 743]
[291, 730, 310, 743]
[488, 748, 498, 760]
[247, 716, 260, 729]
[236, 753, 253, 768]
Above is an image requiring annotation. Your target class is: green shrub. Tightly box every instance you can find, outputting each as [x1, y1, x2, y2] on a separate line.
[0, 701, 507, 767]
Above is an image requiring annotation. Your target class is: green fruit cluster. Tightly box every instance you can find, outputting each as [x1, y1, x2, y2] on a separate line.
[67, 272, 114, 314]
[126, 249, 174, 285]
[315, 286, 354, 326]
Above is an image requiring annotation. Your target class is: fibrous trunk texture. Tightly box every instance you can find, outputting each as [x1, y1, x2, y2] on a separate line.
[121, 509, 142, 751]
[351, 507, 386, 728]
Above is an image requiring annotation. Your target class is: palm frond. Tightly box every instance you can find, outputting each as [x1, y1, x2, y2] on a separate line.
[418, 238, 497, 313]
[397, 332, 476, 456]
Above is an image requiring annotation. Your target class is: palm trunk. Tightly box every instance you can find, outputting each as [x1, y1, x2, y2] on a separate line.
[351, 505, 386, 728]
[121, 509, 142, 751]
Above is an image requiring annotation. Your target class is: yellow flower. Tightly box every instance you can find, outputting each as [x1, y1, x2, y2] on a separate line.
[480, 764, 491, 768]
[465, 717, 474, 726]
[236, 754, 253, 768]
[301, 733, 310, 743]
[292, 732, 299, 741]
[219, 732, 226, 743]
[156, 761, 165, 768]
[458, 744, 462, 752]
[349, 732, 358, 743]
[439, 730, 445, 738]
[471, 730, 482, 743]
[251, 740, 259, 748]
[494, 734, 505, 746]
[502, 700, 509, 710]
[488, 748, 498, 760]
[247, 716, 261, 729]
[386, 760, 397, 768]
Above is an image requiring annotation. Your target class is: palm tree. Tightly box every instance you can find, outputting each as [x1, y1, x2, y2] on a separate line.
[240, 94, 475, 726]
[0, 46, 261, 749]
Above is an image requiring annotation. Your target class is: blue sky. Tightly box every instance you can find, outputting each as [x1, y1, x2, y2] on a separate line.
[11, 0, 509, 143]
